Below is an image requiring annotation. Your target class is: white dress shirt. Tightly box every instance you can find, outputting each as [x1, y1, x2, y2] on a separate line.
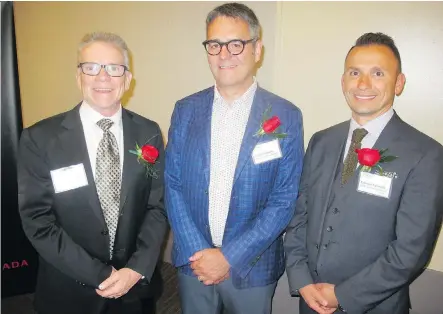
[208, 79, 258, 247]
[344, 107, 395, 163]
[79, 102, 124, 179]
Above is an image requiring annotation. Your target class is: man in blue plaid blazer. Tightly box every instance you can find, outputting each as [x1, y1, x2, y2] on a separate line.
[164, 3, 304, 314]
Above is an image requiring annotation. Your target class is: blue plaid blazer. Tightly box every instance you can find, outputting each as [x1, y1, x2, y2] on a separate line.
[165, 86, 304, 289]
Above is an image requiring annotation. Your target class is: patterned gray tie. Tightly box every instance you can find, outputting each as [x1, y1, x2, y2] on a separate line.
[95, 118, 121, 258]
[341, 128, 368, 185]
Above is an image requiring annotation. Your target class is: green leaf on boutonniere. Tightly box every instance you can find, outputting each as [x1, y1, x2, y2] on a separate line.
[261, 106, 272, 124]
[380, 155, 398, 163]
[273, 133, 287, 138]
[376, 164, 384, 175]
[378, 148, 388, 156]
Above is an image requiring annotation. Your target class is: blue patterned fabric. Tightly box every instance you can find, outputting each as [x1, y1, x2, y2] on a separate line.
[165, 86, 304, 288]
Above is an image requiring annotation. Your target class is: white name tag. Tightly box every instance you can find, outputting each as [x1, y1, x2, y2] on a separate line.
[252, 139, 282, 165]
[357, 171, 392, 199]
[50, 163, 88, 193]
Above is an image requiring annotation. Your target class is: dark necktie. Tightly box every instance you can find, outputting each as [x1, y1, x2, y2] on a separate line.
[341, 128, 368, 185]
[95, 118, 121, 257]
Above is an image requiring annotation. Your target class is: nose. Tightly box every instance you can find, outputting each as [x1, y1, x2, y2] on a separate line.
[219, 44, 230, 60]
[357, 74, 371, 90]
[96, 67, 111, 81]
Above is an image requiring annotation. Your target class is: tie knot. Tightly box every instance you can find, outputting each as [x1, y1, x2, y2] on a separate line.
[97, 119, 114, 131]
[352, 128, 368, 143]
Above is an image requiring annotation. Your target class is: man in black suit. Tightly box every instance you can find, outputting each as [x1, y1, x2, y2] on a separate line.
[17, 32, 168, 314]
[284, 32, 443, 314]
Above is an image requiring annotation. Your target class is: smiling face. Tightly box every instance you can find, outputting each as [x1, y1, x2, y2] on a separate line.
[76, 41, 132, 117]
[342, 44, 405, 124]
[206, 16, 262, 96]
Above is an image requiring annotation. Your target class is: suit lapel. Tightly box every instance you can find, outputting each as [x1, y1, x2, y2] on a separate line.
[232, 88, 266, 184]
[371, 112, 402, 153]
[319, 122, 349, 212]
[119, 109, 140, 212]
[58, 104, 106, 227]
[196, 88, 214, 185]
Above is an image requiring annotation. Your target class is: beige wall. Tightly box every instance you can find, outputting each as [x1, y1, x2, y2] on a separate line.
[14, 1, 442, 271]
[13, 1, 277, 134]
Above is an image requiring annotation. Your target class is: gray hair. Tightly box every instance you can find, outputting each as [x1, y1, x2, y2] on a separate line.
[78, 32, 130, 69]
[206, 3, 261, 39]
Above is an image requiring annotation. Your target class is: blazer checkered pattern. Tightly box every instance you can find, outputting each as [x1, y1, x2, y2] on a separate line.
[165, 86, 304, 288]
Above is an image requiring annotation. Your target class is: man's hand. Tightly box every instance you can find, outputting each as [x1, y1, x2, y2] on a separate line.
[96, 267, 142, 299]
[189, 248, 230, 285]
[315, 283, 339, 309]
[213, 272, 230, 285]
[299, 284, 336, 314]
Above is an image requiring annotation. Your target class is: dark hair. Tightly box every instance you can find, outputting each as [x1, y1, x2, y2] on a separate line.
[206, 2, 261, 39]
[346, 32, 402, 73]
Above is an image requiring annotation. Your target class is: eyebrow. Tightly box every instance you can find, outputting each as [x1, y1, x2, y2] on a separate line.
[346, 66, 360, 72]
[371, 66, 385, 72]
[346, 66, 386, 72]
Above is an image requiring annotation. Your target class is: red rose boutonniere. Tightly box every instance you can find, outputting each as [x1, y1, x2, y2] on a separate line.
[129, 135, 160, 179]
[356, 148, 398, 175]
[254, 106, 287, 138]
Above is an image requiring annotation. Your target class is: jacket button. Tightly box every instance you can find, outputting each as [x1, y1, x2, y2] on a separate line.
[326, 226, 333, 232]
[332, 208, 339, 214]
[101, 230, 108, 236]
[323, 244, 328, 250]
[315, 244, 319, 249]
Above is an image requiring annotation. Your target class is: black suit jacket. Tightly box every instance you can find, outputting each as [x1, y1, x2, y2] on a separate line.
[284, 113, 443, 314]
[18, 104, 168, 314]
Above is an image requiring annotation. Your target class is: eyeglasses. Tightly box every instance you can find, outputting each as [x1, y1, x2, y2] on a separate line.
[77, 62, 128, 77]
[202, 38, 258, 56]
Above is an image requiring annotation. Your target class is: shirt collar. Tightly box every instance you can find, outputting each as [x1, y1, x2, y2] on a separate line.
[80, 101, 122, 128]
[349, 107, 394, 138]
[214, 76, 258, 104]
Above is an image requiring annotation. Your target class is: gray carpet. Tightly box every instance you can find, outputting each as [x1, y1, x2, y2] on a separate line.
[1, 262, 181, 314]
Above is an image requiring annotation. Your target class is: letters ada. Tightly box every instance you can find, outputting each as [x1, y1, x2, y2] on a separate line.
[2, 260, 29, 270]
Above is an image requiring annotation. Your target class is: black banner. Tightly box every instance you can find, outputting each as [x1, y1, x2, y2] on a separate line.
[1, 1, 39, 298]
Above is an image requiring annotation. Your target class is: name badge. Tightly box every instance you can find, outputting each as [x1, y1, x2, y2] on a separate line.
[50, 163, 88, 193]
[357, 171, 392, 199]
[252, 139, 282, 165]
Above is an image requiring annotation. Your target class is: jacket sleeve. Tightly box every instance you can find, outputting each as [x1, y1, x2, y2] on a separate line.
[283, 133, 316, 294]
[164, 102, 211, 267]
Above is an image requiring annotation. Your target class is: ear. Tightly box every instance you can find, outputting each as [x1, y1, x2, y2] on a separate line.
[253, 39, 263, 63]
[124, 71, 133, 91]
[394, 73, 406, 96]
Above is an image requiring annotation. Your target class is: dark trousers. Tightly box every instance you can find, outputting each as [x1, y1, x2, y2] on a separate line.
[37, 297, 156, 314]
[101, 297, 156, 314]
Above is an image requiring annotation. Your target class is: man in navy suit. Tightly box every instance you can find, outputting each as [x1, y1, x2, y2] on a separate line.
[165, 3, 304, 314]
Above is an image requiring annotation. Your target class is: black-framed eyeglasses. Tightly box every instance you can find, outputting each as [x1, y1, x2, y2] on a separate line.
[202, 38, 258, 56]
[77, 62, 128, 77]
